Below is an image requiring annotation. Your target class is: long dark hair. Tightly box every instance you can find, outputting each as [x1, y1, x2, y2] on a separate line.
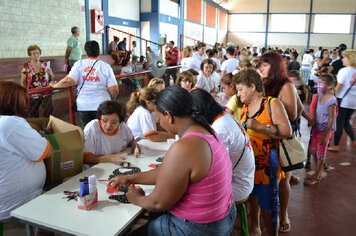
[258, 51, 289, 97]
[155, 85, 216, 137]
[191, 89, 224, 124]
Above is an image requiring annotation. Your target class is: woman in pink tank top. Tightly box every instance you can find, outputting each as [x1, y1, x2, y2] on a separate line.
[109, 85, 236, 235]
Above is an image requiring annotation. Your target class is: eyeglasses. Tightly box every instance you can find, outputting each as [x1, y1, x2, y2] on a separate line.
[100, 119, 119, 126]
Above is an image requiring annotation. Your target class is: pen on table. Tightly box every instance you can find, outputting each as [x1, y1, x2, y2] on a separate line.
[98, 179, 109, 182]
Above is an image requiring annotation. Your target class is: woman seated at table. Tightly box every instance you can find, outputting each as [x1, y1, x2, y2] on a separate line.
[0, 81, 52, 221]
[235, 69, 292, 236]
[109, 86, 236, 236]
[126, 87, 173, 142]
[83, 100, 138, 167]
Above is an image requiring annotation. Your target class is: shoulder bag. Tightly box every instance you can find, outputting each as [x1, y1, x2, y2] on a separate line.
[267, 98, 306, 172]
[72, 60, 99, 111]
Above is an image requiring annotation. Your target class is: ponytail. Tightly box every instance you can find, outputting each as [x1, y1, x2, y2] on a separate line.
[155, 86, 217, 138]
[191, 109, 216, 138]
[126, 87, 158, 115]
[126, 92, 140, 115]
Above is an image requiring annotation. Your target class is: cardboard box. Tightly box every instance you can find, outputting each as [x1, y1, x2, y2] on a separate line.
[27, 116, 84, 185]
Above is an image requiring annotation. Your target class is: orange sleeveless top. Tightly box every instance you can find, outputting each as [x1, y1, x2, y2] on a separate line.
[240, 96, 284, 184]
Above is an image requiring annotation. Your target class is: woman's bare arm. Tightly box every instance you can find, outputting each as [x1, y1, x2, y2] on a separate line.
[278, 82, 298, 121]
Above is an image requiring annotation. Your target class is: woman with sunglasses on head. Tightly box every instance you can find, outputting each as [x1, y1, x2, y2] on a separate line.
[109, 85, 236, 235]
[83, 100, 138, 168]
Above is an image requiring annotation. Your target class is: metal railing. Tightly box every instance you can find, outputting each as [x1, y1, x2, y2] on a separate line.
[107, 26, 163, 56]
[26, 65, 181, 125]
[180, 34, 214, 50]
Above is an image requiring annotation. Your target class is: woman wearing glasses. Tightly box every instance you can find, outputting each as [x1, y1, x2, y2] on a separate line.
[83, 100, 138, 167]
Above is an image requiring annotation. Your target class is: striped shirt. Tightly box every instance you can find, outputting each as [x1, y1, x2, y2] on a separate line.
[169, 132, 233, 223]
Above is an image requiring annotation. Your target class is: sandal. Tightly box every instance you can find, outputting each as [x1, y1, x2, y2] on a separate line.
[328, 146, 339, 152]
[304, 175, 321, 186]
[279, 223, 291, 233]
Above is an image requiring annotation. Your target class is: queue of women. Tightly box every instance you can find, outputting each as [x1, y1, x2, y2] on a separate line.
[1, 39, 355, 236]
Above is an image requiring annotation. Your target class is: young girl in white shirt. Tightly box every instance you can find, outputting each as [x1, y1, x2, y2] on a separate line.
[126, 87, 173, 141]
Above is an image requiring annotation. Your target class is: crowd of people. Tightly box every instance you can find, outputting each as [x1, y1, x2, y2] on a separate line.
[1, 25, 355, 236]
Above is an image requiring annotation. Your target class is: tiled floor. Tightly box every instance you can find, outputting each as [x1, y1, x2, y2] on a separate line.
[3, 116, 355, 236]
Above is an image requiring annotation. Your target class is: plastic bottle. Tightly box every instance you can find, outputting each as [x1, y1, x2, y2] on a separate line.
[134, 146, 140, 158]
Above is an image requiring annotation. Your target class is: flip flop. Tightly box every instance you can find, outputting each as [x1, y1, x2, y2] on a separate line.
[327, 146, 339, 152]
[304, 175, 321, 186]
[279, 223, 291, 233]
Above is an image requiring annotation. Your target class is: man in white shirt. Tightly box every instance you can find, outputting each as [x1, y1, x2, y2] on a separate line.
[221, 46, 239, 78]
[189, 42, 207, 72]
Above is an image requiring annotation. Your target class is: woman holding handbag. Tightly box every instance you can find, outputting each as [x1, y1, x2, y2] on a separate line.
[258, 51, 303, 233]
[235, 69, 291, 236]
[50, 40, 118, 127]
[328, 49, 356, 152]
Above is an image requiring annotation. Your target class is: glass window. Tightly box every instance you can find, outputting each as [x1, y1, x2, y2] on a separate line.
[270, 14, 306, 32]
[313, 14, 351, 33]
[229, 14, 264, 32]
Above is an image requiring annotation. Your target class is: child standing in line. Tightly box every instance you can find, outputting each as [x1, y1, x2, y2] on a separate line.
[304, 74, 337, 185]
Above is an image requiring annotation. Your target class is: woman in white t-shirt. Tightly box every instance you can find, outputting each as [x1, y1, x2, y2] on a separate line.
[191, 89, 254, 234]
[191, 88, 255, 203]
[301, 50, 314, 84]
[0, 81, 52, 220]
[51, 40, 118, 127]
[328, 49, 356, 152]
[180, 46, 193, 73]
[84, 101, 138, 167]
[194, 59, 218, 95]
[127, 87, 173, 141]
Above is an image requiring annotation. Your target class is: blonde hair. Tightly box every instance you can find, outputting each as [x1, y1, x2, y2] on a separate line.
[343, 49, 356, 67]
[183, 46, 192, 58]
[126, 87, 158, 115]
[147, 77, 165, 89]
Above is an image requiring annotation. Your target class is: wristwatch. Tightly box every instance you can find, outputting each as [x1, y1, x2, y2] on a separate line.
[265, 124, 271, 133]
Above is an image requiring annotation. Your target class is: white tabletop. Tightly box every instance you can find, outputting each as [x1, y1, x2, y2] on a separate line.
[11, 143, 165, 236]
[137, 139, 171, 152]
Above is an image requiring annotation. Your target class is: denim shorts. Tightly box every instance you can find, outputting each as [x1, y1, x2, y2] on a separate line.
[147, 204, 237, 236]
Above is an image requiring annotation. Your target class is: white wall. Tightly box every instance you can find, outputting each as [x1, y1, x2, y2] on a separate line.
[108, 0, 139, 21]
[227, 0, 356, 50]
[160, 0, 179, 18]
[183, 21, 203, 47]
[204, 27, 217, 46]
[141, 21, 150, 55]
[0, 0, 85, 59]
[160, 22, 178, 45]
